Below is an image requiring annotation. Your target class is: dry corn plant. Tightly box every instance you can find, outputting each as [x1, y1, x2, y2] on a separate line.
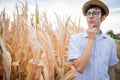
[0, 8, 12, 80]
[0, 1, 85, 80]
[54, 13, 85, 80]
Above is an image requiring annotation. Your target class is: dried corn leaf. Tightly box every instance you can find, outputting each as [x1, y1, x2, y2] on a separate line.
[0, 36, 11, 80]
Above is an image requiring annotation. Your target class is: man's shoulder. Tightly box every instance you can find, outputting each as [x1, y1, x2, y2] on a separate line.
[102, 33, 115, 43]
[70, 32, 86, 39]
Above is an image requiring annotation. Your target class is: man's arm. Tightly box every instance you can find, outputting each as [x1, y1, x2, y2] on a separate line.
[72, 40, 94, 73]
[72, 27, 98, 73]
[108, 66, 116, 80]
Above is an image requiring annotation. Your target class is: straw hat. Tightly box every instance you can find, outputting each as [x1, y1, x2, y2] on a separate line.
[82, 0, 109, 17]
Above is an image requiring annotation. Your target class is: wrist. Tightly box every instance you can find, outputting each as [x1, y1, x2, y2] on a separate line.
[88, 40, 95, 44]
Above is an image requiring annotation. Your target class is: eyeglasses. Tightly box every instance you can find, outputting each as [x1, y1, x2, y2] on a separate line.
[85, 11, 101, 18]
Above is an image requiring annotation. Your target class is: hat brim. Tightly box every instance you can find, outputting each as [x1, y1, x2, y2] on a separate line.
[82, 0, 109, 17]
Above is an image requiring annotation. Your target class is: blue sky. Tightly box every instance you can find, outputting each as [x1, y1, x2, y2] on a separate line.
[0, 0, 120, 33]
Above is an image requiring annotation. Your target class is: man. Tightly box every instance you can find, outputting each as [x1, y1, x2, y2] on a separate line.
[68, 0, 119, 80]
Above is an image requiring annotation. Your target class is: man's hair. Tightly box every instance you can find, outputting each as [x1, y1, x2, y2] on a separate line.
[84, 4, 105, 16]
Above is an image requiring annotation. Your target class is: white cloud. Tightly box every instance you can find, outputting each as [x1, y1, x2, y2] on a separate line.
[0, 0, 120, 34]
[101, 13, 120, 33]
[110, 7, 120, 13]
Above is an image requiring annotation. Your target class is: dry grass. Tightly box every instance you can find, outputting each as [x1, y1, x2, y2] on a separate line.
[115, 39, 120, 80]
[0, 1, 85, 80]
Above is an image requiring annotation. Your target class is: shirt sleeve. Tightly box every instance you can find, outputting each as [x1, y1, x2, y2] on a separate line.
[109, 41, 119, 66]
[67, 35, 83, 64]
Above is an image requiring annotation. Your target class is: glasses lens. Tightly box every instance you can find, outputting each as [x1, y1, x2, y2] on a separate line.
[86, 11, 101, 17]
[86, 12, 91, 16]
[92, 11, 100, 16]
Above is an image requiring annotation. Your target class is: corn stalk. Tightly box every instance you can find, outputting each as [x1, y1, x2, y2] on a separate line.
[0, 1, 85, 80]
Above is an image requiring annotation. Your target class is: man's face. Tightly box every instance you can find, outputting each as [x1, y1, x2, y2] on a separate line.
[86, 8, 105, 29]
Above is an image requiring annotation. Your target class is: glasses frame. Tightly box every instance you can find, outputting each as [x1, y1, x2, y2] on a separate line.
[85, 11, 101, 18]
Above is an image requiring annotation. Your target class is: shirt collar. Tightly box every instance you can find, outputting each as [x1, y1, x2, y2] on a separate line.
[83, 31, 107, 40]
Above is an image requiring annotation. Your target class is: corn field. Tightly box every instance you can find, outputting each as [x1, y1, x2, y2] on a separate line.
[0, 1, 85, 80]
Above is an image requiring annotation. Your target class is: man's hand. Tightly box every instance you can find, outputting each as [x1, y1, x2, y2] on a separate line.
[87, 24, 98, 41]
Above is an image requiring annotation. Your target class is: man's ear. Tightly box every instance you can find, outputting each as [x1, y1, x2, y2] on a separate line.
[101, 15, 106, 22]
